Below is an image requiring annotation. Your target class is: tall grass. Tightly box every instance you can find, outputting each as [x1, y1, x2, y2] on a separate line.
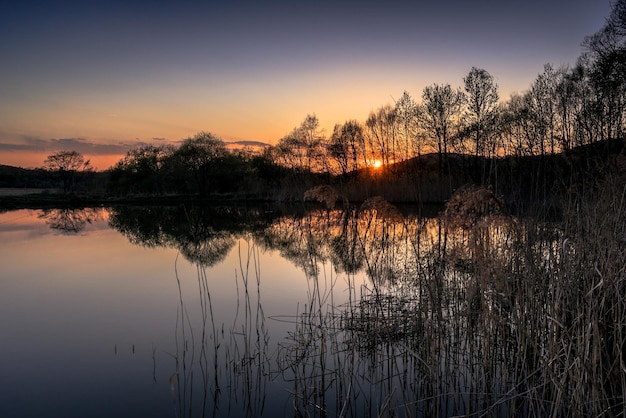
[274, 177, 625, 417]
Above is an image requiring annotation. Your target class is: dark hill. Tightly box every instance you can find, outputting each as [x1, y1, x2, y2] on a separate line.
[0, 165, 56, 188]
[343, 138, 624, 206]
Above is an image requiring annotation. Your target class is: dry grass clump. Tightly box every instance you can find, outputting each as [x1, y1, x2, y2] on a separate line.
[303, 185, 340, 209]
[444, 184, 504, 227]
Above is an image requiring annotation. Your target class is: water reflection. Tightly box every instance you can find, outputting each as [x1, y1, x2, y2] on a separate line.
[13, 197, 621, 417]
[108, 206, 247, 266]
[38, 207, 104, 234]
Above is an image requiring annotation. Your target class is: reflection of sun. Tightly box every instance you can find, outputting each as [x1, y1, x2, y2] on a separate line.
[373, 160, 382, 169]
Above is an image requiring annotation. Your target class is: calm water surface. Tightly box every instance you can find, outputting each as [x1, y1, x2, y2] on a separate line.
[2, 203, 613, 418]
[1, 207, 376, 417]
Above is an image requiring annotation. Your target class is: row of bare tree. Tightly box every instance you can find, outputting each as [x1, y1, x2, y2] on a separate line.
[270, 1, 625, 176]
[43, 1, 624, 199]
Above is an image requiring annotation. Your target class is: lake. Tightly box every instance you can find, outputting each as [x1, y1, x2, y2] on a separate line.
[0, 201, 623, 417]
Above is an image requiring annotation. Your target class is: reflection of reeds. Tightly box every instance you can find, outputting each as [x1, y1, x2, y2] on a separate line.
[229, 240, 269, 416]
[342, 294, 423, 350]
[169, 238, 269, 418]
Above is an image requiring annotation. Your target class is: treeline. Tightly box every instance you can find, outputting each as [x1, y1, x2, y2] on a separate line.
[267, 1, 625, 175]
[270, 3, 625, 181]
[107, 132, 292, 199]
[106, 2, 624, 205]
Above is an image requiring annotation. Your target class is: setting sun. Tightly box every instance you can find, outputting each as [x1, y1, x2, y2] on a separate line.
[373, 160, 382, 169]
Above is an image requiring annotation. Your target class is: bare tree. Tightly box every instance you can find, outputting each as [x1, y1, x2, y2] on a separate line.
[500, 92, 533, 157]
[394, 91, 420, 162]
[275, 114, 325, 173]
[554, 65, 582, 151]
[421, 83, 465, 171]
[328, 120, 366, 177]
[43, 150, 90, 193]
[365, 104, 397, 167]
[463, 67, 499, 159]
[526, 64, 560, 155]
[582, 0, 626, 142]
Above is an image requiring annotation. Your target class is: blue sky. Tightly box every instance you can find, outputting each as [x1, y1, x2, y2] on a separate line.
[0, 0, 613, 168]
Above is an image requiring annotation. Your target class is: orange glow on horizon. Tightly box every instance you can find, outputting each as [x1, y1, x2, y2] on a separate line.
[0, 152, 125, 171]
[373, 160, 382, 169]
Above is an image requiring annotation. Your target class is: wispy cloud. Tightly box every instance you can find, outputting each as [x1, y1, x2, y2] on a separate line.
[0, 135, 162, 155]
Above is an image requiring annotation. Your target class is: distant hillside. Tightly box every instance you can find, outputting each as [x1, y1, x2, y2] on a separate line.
[341, 138, 624, 205]
[0, 165, 56, 188]
[0, 164, 109, 191]
[369, 139, 623, 178]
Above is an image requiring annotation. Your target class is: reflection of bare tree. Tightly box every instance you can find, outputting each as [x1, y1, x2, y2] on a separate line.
[329, 209, 365, 274]
[356, 198, 414, 288]
[39, 208, 103, 234]
[256, 200, 417, 286]
[256, 211, 338, 279]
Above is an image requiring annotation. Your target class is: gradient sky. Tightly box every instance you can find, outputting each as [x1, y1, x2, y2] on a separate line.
[0, 0, 612, 169]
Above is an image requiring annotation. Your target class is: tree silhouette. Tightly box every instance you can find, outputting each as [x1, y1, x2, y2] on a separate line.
[328, 120, 366, 177]
[366, 105, 397, 168]
[394, 91, 420, 162]
[527, 64, 559, 155]
[275, 114, 325, 173]
[421, 83, 465, 172]
[109, 144, 175, 195]
[172, 132, 228, 196]
[464, 67, 499, 159]
[43, 150, 90, 193]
